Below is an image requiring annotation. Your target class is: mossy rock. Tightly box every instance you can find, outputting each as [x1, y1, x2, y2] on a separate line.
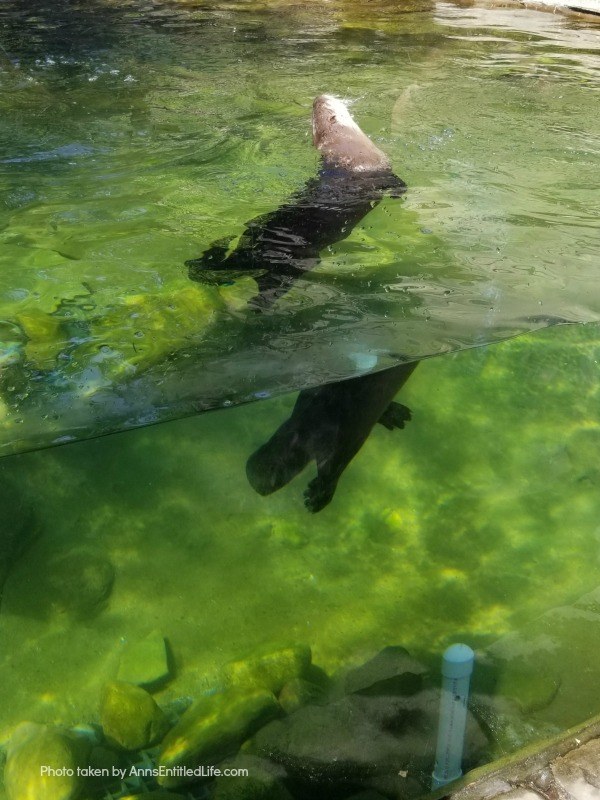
[4, 721, 90, 800]
[495, 659, 561, 714]
[278, 678, 326, 714]
[223, 645, 311, 695]
[100, 681, 170, 751]
[117, 631, 171, 690]
[344, 646, 427, 697]
[158, 687, 282, 787]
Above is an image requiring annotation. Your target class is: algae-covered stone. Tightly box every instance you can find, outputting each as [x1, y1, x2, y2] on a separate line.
[117, 631, 171, 690]
[278, 679, 325, 715]
[158, 686, 282, 787]
[223, 645, 311, 695]
[245, 696, 415, 795]
[101, 681, 170, 751]
[4, 721, 90, 800]
[344, 646, 426, 697]
[247, 689, 488, 797]
[495, 658, 560, 714]
[44, 549, 114, 619]
[212, 755, 293, 800]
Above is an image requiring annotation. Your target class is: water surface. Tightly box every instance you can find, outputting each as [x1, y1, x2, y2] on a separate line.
[0, 0, 599, 454]
[1, 0, 600, 793]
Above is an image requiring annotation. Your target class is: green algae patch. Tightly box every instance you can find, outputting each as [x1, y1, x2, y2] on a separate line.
[0, 278, 226, 437]
[157, 687, 282, 787]
[84, 282, 223, 378]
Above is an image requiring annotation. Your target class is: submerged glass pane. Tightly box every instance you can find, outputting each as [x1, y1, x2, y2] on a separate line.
[2, 322, 600, 797]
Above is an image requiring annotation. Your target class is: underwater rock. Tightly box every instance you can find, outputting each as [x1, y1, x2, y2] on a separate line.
[469, 693, 559, 758]
[223, 645, 312, 695]
[278, 678, 326, 715]
[43, 549, 114, 619]
[211, 755, 294, 800]
[246, 688, 488, 798]
[117, 631, 171, 690]
[86, 745, 128, 794]
[346, 793, 390, 800]
[246, 696, 420, 797]
[485, 588, 600, 727]
[344, 646, 427, 697]
[100, 681, 170, 751]
[494, 658, 560, 714]
[4, 721, 90, 800]
[158, 686, 282, 787]
[0, 480, 38, 595]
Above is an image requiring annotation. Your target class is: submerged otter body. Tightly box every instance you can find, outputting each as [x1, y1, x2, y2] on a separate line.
[187, 95, 406, 310]
[189, 95, 416, 510]
[247, 362, 417, 513]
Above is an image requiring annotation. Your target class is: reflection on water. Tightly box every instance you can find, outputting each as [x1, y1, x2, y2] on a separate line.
[0, 0, 599, 455]
[1, 0, 600, 796]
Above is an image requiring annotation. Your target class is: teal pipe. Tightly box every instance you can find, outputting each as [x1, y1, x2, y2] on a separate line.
[431, 643, 475, 790]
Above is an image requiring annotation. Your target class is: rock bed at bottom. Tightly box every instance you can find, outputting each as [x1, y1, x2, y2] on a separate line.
[0, 643, 493, 800]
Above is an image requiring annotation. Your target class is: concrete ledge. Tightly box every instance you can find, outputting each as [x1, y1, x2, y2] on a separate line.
[430, 711, 600, 800]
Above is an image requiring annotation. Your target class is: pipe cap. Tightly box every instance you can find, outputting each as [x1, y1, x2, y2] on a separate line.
[442, 643, 474, 679]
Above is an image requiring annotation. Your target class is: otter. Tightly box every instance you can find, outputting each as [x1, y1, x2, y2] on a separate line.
[186, 94, 406, 310]
[247, 362, 417, 513]
[189, 95, 415, 510]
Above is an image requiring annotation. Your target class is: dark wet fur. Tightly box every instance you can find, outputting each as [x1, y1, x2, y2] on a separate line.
[246, 362, 417, 512]
[186, 169, 406, 310]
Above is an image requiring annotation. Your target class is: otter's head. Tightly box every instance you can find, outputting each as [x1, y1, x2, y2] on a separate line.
[312, 94, 391, 173]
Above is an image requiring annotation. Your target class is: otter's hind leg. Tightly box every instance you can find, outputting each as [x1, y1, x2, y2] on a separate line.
[378, 401, 412, 431]
[304, 473, 340, 513]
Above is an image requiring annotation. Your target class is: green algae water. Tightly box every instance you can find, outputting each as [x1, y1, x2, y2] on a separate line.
[1, 0, 600, 797]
